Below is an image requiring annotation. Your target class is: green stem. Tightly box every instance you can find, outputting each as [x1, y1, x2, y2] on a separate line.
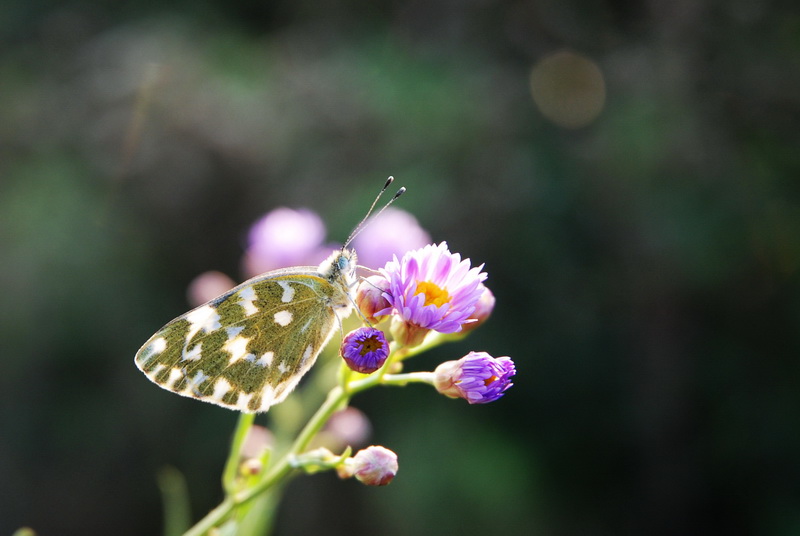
[181, 341, 439, 535]
[395, 331, 449, 362]
[182, 495, 236, 536]
[380, 371, 435, 386]
[222, 412, 256, 494]
[183, 385, 354, 535]
[236, 385, 349, 503]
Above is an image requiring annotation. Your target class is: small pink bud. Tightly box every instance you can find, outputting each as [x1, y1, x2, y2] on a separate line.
[340, 445, 398, 486]
[355, 276, 392, 324]
[460, 286, 495, 333]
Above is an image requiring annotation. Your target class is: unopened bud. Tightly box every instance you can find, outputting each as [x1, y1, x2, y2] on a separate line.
[355, 276, 392, 324]
[434, 351, 516, 404]
[339, 445, 398, 486]
[460, 286, 495, 333]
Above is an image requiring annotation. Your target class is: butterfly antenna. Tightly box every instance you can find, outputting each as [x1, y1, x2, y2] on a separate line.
[344, 176, 406, 248]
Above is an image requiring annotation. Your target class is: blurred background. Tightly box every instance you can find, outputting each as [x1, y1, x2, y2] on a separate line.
[2, 0, 800, 534]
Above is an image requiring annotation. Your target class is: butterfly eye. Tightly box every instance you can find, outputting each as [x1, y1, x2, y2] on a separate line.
[337, 256, 349, 271]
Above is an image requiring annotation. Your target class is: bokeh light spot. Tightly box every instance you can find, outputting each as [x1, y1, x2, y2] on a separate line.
[530, 50, 606, 129]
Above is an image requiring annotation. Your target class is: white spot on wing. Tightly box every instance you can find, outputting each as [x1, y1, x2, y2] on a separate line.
[184, 370, 209, 396]
[302, 345, 314, 364]
[148, 363, 166, 380]
[259, 385, 275, 411]
[274, 310, 293, 326]
[277, 281, 295, 303]
[236, 392, 254, 410]
[226, 326, 244, 338]
[151, 337, 167, 353]
[182, 344, 202, 361]
[277, 362, 288, 374]
[223, 335, 253, 365]
[257, 351, 274, 367]
[164, 367, 184, 389]
[185, 305, 222, 342]
[238, 286, 259, 316]
[211, 378, 232, 401]
[138, 337, 167, 364]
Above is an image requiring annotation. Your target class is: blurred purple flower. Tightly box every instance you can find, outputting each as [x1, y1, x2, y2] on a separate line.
[323, 407, 372, 449]
[243, 207, 335, 276]
[350, 207, 431, 270]
[377, 242, 487, 346]
[187, 270, 236, 307]
[340, 327, 390, 374]
[433, 351, 516, 404]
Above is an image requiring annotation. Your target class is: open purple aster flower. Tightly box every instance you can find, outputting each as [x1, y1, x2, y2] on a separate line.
[377, 242, 487, 346]
[433, 351, 516, 404]
[243, 207, 336, 276]
[350, 207, 431, 270]
[340, 327, 390, 374]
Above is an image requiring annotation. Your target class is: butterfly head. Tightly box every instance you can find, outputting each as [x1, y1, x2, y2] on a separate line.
[319, 247, 358, 289]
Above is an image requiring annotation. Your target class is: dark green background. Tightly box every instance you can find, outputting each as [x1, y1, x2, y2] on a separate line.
[2, 1, 799, 534]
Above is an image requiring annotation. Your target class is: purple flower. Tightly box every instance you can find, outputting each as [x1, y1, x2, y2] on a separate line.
[323, 408, 372, 449]
[377, 242, 487, 346]
[340, 327, 390, 374]
[350, 207, 431, 269]
[339, 445, 398, 486]
[433, 351, 516, 404]
[187, 271, 236, 307]
[243, 207, 336, 276]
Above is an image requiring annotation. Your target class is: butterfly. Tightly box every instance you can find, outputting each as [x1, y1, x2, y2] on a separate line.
[134, 178, 404, 412]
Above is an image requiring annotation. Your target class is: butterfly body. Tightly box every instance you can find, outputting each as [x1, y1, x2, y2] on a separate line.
[135, 248, 358, 412]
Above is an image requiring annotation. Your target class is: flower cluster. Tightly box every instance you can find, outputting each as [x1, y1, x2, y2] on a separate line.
[164, 192, 518, 536]
[353, 242, 491, 347]
[341, 238, 515, 406]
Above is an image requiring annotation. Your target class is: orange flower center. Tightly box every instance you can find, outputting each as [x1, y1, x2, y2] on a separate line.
[414, 281, 452, 308]
[359, 335, 384, 356]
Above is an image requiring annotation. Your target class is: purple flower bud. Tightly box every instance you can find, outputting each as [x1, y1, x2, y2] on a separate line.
[339, 445, 398, 486]
[459, 285, 495, 333]
[434, 351, 516, 404]
[340, 327, 390, 374]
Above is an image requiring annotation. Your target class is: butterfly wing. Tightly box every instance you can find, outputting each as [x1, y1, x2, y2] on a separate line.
[135, 270, 351, 412]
